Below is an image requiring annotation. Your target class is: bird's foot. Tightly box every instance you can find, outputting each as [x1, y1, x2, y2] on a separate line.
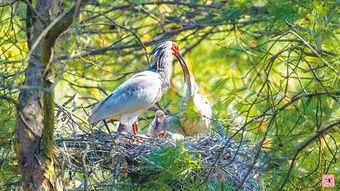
[132, 134, 146, 143]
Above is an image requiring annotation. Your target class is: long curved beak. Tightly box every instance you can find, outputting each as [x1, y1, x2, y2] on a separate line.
[175, 53, 192, 96]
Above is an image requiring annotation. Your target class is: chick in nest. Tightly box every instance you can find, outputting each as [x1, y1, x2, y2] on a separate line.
[147, 110, 184, 141]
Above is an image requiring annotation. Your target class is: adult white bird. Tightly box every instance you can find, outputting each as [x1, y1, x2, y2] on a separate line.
[89, 41, 191, 135]
[165, 77, 213, 136]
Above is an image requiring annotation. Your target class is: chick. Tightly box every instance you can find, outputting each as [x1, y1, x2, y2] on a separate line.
[147, 110, 166, 138]
[147, 110, 184, 141]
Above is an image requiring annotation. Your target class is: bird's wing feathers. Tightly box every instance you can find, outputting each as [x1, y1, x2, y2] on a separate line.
[89, 93, 113, 116]
[89, 71, 163, 124]
[194, 94, 213, 120]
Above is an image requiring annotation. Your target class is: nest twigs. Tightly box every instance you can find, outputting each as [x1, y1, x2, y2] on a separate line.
[55, 105, 262, 190]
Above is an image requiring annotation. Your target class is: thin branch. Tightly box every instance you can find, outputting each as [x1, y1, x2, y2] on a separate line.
[285, 20, 338, 75]
[0, 95, 18, 106]
[114, 24, 151, 66]
[56, 19, 264, 61]
[279, 121, 340, 190]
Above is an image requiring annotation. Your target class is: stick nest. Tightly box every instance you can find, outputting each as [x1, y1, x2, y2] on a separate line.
[56, 130, 263, 190]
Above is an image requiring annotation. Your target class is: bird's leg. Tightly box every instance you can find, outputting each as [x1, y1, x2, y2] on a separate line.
[132, 122, 138, 135]
[132, 122, 144, 143]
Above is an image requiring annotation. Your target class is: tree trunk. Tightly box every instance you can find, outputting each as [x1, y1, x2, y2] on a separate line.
[14, 0, 87, 190]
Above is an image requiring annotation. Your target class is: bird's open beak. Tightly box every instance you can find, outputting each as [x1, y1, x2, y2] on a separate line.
[158, 131, 166, 138]
[175, 53, 192, 96]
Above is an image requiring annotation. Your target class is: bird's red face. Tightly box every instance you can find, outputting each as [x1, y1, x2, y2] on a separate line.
[171, 43, 180, 56]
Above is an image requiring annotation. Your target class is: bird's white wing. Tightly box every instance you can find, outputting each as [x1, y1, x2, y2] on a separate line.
[194, 94, 213, 121]
[89, 71, 163, 124]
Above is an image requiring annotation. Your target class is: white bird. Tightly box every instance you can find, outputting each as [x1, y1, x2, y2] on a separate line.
[165, 76, 213, 136]
[89, 41, 191, 135]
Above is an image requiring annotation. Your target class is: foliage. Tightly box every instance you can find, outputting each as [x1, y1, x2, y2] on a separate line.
[120, 144, 203, 190]
[146, 144, 201, 189]
[0, 0, 339, 190]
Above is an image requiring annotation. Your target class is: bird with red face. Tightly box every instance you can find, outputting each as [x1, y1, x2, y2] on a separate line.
[89, 41, 191, 135]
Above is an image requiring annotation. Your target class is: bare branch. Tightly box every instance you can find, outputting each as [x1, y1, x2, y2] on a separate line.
[0, 95, 18, 106]
[279, 121, 340, 190]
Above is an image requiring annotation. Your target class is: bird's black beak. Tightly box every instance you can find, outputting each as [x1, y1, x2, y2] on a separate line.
[175, 53, 192, 96]
[155, 118, 160, 130]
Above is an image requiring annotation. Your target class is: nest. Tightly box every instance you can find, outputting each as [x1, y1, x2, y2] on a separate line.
[56, 130, 263, 190]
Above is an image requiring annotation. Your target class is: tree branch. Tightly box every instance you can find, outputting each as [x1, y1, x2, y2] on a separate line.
[26, 0, 88, 64]
[279, 120, 340, 190]
[45, 0, 88, 49]
[0, 95, 18, 106]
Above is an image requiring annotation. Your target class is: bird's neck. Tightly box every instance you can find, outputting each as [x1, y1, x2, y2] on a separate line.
[159, 65, 173, 89]
[150, 53, 173, 89]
